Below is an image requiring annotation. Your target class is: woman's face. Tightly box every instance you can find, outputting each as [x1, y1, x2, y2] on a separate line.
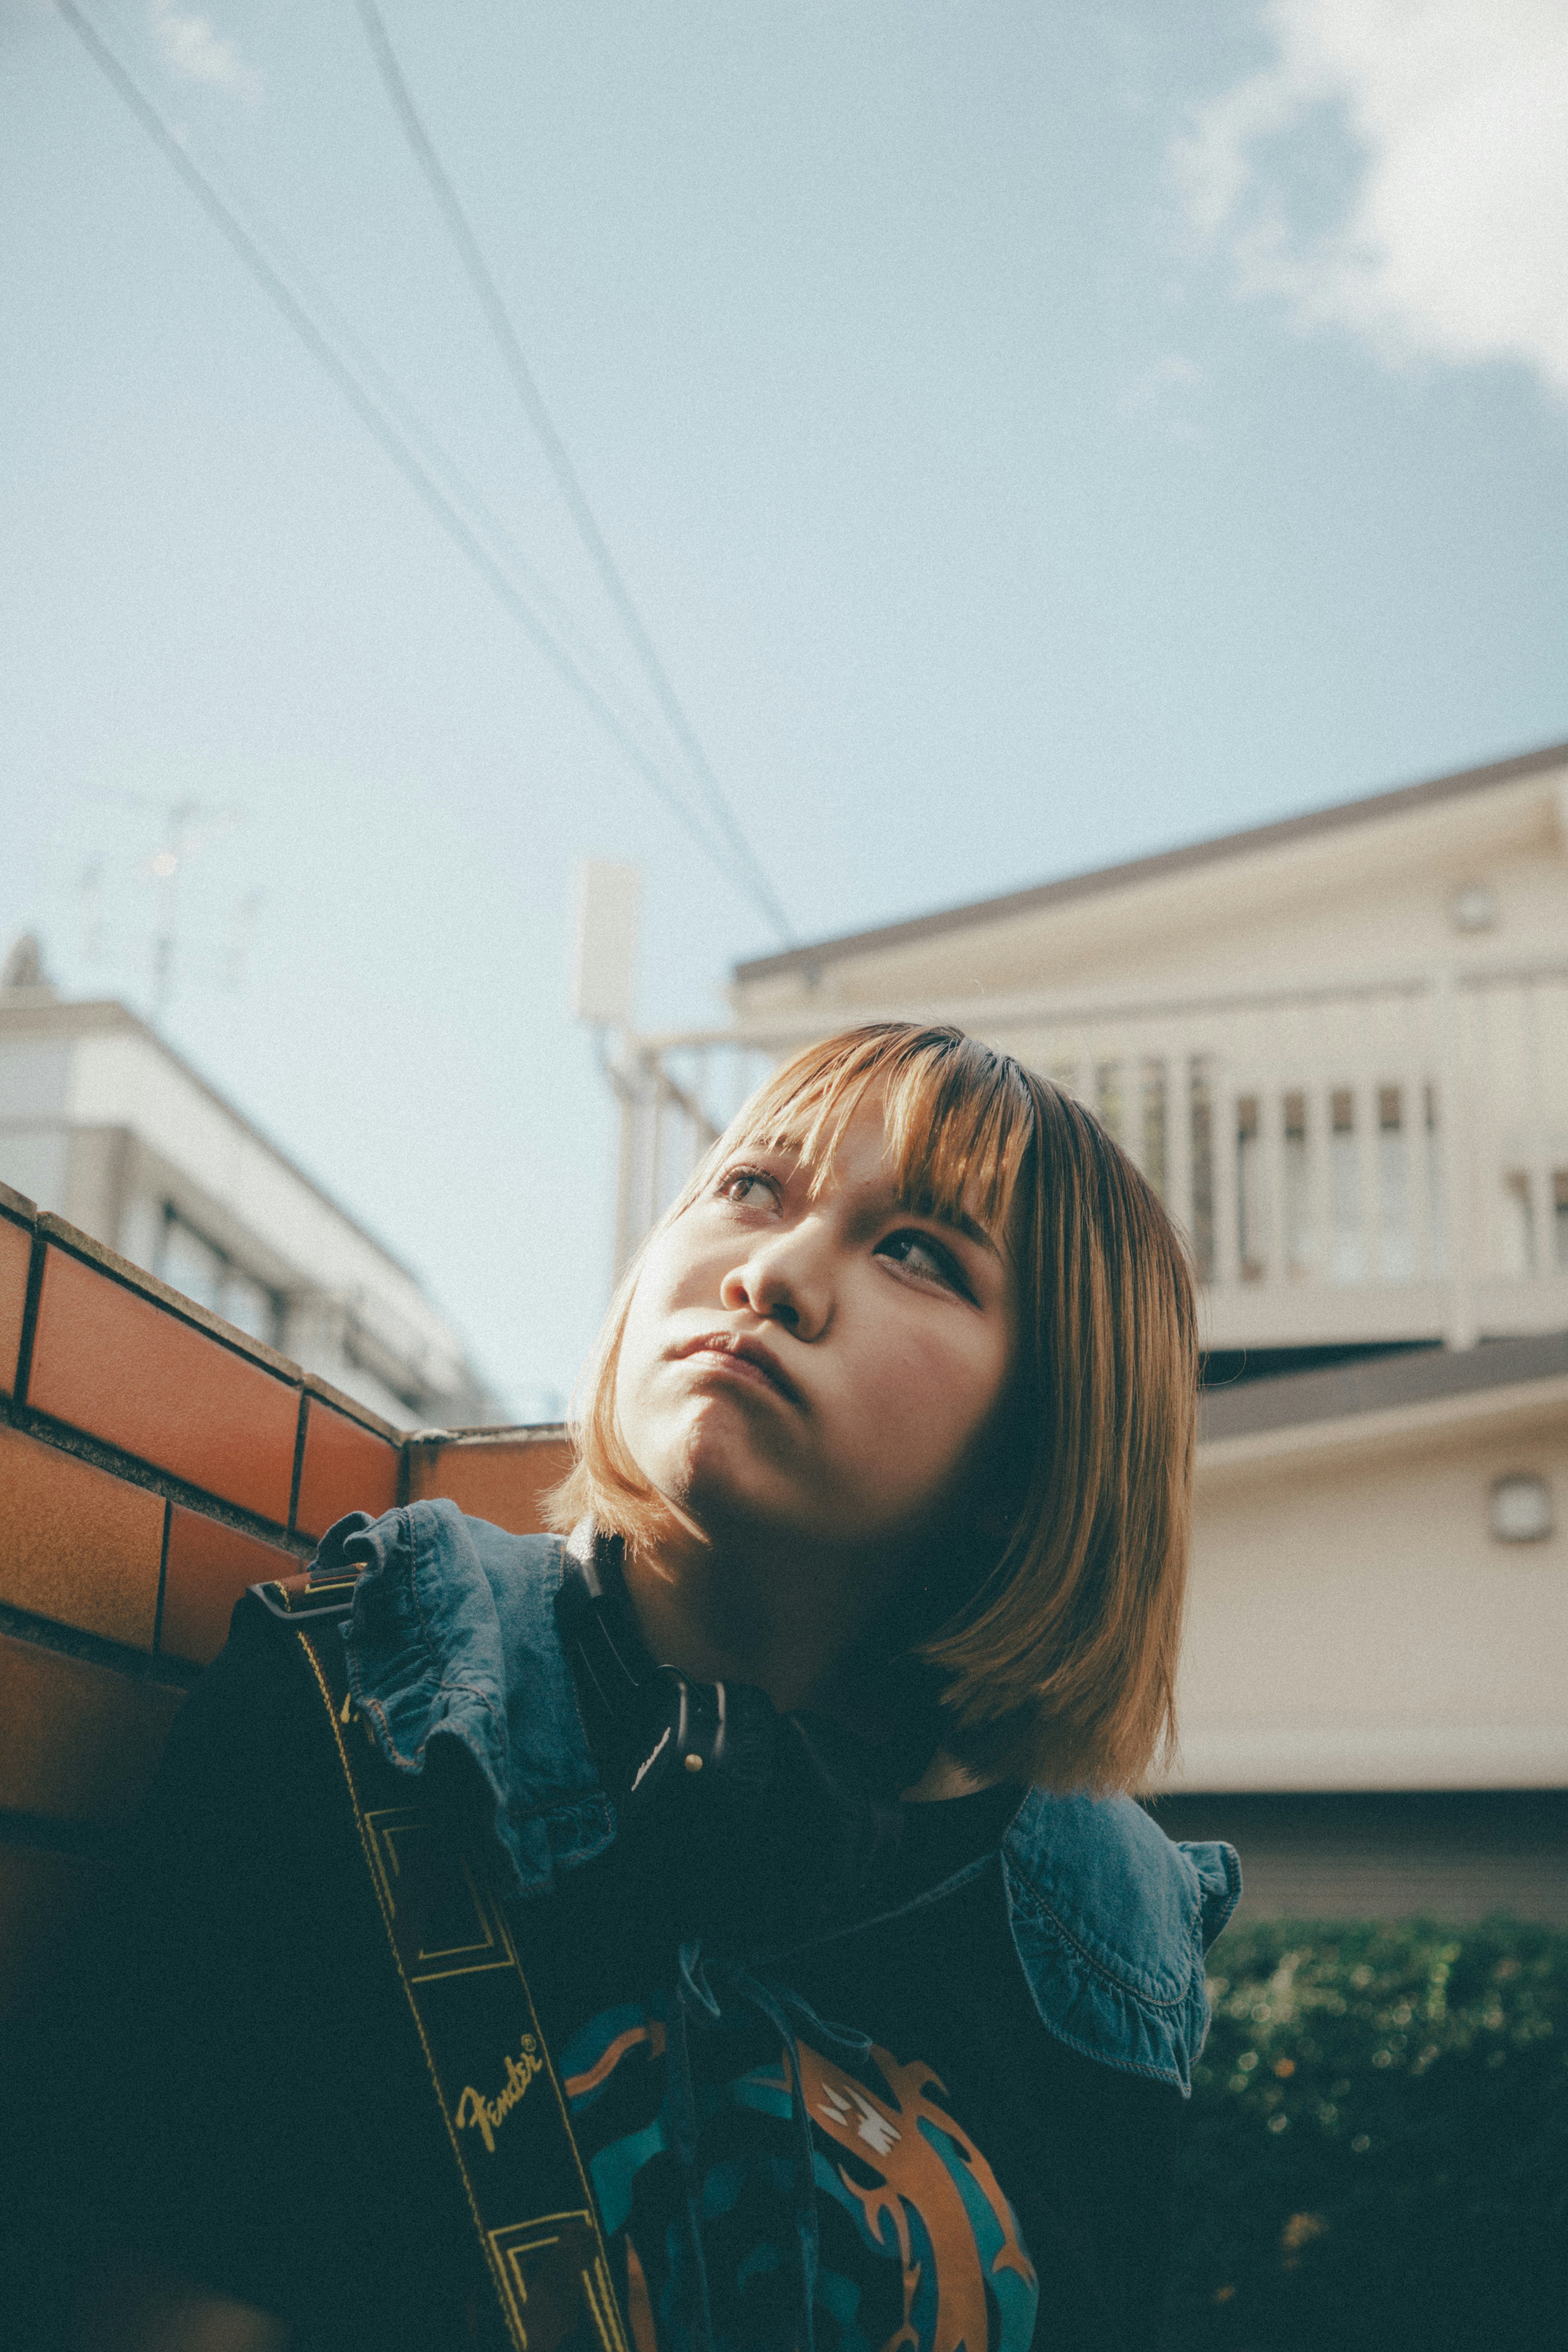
[614, 1096, 1019, 1558]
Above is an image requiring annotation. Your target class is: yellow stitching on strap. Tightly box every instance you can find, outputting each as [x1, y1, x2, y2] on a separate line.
[294, 1631, 628, 2352]
[296, 1635, 504, 2329]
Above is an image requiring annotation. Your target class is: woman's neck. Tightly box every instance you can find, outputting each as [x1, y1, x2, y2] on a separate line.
[616, 1520, 996, 1795]
[619, 1513, 902, 1724]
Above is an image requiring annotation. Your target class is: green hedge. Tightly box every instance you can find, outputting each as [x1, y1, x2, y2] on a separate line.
[1168, 1917, 1568, 2350]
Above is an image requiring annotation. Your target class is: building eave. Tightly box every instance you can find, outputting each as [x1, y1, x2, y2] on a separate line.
[734, 736, 1568, 988]
[1197, 1331, 1568, 1470]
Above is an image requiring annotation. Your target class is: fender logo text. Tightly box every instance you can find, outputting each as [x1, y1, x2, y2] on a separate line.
[454, 2036, 543, 2153]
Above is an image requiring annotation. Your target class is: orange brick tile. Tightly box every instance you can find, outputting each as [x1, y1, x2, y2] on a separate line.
[27, 1246, 299, 1523]
[0, 1212, 31, 1398]
[0, 1636, 183, 1824]
[0, 1424, 165, 1649]
[294, 1398, 400, 1540]
[160, 1505, 296, 1668]
[0, 1844, 104, 2020]
[406, 1431, 572, 1536]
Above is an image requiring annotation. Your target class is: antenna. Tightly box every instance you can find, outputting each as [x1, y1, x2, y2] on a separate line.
[71, 792, 244, 1018]
[139, 799, 240, 1021]
[225, 890, 265, 992]
[148, 798, 195, 1021]
[78, 859, 107, 966]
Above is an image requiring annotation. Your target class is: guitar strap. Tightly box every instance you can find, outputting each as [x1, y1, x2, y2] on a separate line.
[250, 1568, 630, 2352]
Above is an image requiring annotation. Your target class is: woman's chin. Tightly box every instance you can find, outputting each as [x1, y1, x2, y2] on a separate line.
[660, 1426, 803, 1540]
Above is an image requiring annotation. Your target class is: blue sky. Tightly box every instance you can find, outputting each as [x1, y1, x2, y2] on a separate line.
[3, 0, 1565, 1410]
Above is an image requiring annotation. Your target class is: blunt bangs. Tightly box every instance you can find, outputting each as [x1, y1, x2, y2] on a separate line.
[719, 1025, 1036, 1254]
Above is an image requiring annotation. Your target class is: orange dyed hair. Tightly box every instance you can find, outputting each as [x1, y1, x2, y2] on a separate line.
[547, 1023, 1198, 1793]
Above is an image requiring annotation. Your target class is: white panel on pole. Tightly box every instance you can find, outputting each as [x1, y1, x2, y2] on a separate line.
[572, 861, 640, 1027]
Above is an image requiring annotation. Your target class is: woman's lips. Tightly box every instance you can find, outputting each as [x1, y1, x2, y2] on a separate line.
[675, 1332, 803, 1407]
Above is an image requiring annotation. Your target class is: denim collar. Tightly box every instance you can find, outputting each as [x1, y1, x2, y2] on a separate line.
[327, 1499, 1240, 2094]
[332, 1496, 615, 1893]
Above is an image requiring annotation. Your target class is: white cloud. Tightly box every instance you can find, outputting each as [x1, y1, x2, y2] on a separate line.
[1173, 1, 1568, 397]
[148, 0, 261, 99]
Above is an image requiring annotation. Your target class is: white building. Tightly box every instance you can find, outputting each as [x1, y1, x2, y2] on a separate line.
[0, 981, 501, 1428]
[597, 739, 1568, 1916]
[610, 737, 1568, 1351]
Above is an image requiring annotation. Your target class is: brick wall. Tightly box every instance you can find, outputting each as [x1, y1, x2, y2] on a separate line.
[0, 1178, 570, 2023]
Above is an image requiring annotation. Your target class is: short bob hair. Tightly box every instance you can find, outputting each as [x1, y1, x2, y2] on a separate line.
[548, 1022, 1198, 1796]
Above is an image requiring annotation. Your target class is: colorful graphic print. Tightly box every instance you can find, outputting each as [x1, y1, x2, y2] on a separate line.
[561, 1997, 1038, 2352]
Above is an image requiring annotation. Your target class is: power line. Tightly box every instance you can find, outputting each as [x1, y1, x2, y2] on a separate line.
[56, 0, 746, 901]
[352, 0, 793, 943]
[181, 158, 652, 741]
[54, 0, 767, 914]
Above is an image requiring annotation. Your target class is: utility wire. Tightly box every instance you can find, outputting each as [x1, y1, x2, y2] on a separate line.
[56, 0, 763, 910]
[353, 0, 793, 943]
[191, 161, 646, 732]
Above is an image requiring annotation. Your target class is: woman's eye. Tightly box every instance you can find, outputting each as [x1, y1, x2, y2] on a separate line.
[878, 1228, 970, 1294]
[717, 1168, 778, 1209]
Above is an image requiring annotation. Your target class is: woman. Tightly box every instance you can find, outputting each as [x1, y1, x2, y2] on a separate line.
[28, 1022, 1237, 2352]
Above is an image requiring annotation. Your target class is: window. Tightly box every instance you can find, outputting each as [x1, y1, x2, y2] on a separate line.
[156, 1206, 283, 1347]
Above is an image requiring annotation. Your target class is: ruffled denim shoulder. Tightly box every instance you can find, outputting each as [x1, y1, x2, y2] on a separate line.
[1001, 1788, 1241, 2093]
[332, 1498, 613, 1898]
[322, 1501, 1241, 2092]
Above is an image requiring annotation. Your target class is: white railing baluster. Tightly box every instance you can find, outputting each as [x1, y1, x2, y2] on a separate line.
[1166, 1033, 1194, 1255]
[601, 958, 1568, 1332]
[1261, 1017, 1287, 1291]
[1522, 980, 1553, 1282]
[1433, 965, 1475, 1345]
[1352, 1077, 1378, 1286]
[1213, 1068, 1242, 1294]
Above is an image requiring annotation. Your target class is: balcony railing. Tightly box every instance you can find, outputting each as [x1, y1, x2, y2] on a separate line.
[601, 957, 1568, 1353]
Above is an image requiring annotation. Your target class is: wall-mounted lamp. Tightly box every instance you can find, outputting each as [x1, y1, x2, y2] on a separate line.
[1489, 1473, 1554, 1544]
[1449, 882, 1497, 934]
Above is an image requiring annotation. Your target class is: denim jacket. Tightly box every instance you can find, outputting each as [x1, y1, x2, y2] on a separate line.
[328, 1498, 1240, 2098]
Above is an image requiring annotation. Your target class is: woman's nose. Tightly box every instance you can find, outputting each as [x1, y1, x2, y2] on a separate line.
[719, 1235, 830, 1340]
